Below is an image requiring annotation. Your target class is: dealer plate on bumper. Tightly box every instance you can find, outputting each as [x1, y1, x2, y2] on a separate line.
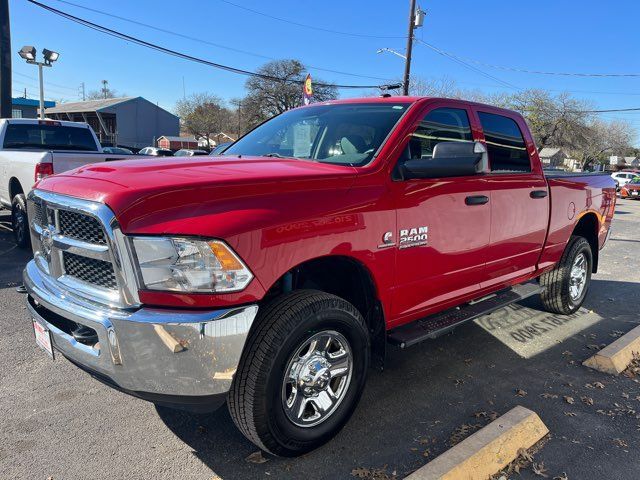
[32, 318, 54, 360]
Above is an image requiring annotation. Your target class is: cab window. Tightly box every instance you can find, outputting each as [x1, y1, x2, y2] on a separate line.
[407, 107, 473, 160]
[478, 112, 531, 173]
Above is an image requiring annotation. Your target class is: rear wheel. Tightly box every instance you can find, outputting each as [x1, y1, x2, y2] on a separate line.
[11, 194, 30, 248]
[228, 290, 370, 457]
[540, 236, 592, 314]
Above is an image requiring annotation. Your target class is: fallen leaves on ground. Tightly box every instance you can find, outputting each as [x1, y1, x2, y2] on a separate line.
[245, 451, 269, 464]
[351, 466, 396, 479]
[563, 396, 575, 405]
[541, 392, 559, 399]
[622, 353, 640, 378]
[613, 438, 629, 448]
[581, 396, 594, 406]
[553, 474, 569, 480]
[532, 462, 549, 477]
[448, 423, 483, 446]
[516, 388, 528, 397]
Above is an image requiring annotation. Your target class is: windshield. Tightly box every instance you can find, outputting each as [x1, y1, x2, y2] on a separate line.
[224, 102, 410, 166]
[630, 177, 640, 185]
[3, 123, 98, 151]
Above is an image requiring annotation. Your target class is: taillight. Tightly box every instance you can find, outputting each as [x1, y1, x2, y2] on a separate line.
[35, 163, 54, 182]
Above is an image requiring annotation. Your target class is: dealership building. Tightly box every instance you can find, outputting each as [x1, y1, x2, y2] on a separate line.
[45, 96, 179, 150]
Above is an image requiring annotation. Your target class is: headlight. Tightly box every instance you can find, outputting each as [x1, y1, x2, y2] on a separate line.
[130, 237, 253, 293]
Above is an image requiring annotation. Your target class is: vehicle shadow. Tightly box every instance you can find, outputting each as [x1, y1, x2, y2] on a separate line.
[0, 211, 32, 288]
[155, 278, 639, 479]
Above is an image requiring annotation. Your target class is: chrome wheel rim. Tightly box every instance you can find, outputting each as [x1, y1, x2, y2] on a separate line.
[13, 207, 26, 243]
[282, 330, 353, 428]
[569, 252, 588, 301]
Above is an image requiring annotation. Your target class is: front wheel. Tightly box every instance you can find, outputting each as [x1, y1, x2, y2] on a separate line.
[540, 236, 592, 314]
[11, 194, 30, 248]
[228, 290, 370, 457]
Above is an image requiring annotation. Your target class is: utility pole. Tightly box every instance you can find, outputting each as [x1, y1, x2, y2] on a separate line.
[101, 79, 108, 99]
[402, 0, 417, 96]
[80, 82, 85, 101]
[0, 0, 12, 118]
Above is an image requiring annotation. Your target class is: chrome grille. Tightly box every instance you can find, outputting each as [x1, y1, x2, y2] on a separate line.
[63, 252, 117, 290]
[59, 210, 107, 245]
[27, 190, 140, 308]
[33, 202, 47, 227]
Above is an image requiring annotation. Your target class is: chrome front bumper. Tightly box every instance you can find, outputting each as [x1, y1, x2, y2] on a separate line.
[24, 260, 258, 409]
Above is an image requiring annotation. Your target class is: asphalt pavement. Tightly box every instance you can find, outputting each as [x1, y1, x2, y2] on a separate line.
[1, 199, 639, 480]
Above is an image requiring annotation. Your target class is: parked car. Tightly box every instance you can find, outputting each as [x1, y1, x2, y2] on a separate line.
[620, 177, 640, 199]
[103, 146, 133, 155]
[611, 171, 639, 189]
[24, 97, 615, 457]
[174, 149, 209, 157]
[209, 141, 232, 155]
[137, 146, 173, 156]
[0, 118, 130, 247]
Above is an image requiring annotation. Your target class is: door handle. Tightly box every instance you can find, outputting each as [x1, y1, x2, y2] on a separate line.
[465, 195, 489, 206]
[530, 190, 548, 199]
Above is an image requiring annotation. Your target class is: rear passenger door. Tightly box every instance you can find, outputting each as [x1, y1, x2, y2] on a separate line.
[474, 110, 549, 288]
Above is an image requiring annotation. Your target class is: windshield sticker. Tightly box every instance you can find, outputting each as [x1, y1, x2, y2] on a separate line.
[293, 124, 312, 158]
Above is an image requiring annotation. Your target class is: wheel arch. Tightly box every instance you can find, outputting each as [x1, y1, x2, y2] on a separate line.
[9, 177, 24, 200]
[571, 212, 599, 273]
[261, 255, 386, 368]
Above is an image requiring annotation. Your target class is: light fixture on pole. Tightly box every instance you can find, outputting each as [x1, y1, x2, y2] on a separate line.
[376, 48, 407, 60]
[17, 45, 60, 118]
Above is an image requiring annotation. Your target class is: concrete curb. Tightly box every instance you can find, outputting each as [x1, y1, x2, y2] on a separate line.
[405, 406, 548, 480]
[583, 324, 640, 375]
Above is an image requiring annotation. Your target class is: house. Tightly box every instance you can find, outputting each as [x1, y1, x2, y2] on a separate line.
[563, 158, 582, 172]
[538, 147, 568, 168]
[11, 97, 55, 118]
[157, 136, 198, 150]
[45, 97, 179, 150]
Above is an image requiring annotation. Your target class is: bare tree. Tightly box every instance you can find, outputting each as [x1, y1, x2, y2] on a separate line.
[240, 59, 338, 130]
[577, 119, 636, 170]
[175, 93, 233, 147]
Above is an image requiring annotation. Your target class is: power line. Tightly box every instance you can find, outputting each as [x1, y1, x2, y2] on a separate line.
[14, 71, 77, 91]
[28, 0, 384, 89]
[417, 47, 640, 78]
[415, 39, 521, 91]
[217, 0, 406, 40]
[51, 0, 392, 82]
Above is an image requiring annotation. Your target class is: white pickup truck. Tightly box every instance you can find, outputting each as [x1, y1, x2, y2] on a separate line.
[0, 118, 131, 247]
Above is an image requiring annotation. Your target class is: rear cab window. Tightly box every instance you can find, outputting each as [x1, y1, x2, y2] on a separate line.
[3, 123, 98, 151]
[477, 112, 531, 173]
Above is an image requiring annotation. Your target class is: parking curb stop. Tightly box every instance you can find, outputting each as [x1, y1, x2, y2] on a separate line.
[405, 406, 549, 480]
[583, 324, 640, 375]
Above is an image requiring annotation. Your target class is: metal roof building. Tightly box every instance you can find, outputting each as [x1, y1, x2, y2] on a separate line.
[45, 96, 179, 150]
[11, 97, 56, 118]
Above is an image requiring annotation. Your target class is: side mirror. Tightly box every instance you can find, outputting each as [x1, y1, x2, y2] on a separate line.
[402, 141, 489, 180]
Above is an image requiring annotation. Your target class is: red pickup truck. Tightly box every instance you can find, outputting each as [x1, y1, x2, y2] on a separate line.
[24, 97, 615, 456]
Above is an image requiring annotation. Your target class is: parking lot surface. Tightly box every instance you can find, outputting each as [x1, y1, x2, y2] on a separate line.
[1, 199, 639, 480]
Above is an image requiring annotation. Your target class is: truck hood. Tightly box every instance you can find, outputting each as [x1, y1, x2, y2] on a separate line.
[36, 155, 359, 235]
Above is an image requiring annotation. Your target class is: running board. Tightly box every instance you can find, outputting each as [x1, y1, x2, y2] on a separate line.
[388, 283, 542, 349]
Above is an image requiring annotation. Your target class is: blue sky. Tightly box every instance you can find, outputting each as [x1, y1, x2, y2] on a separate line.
[10, 0, 640, 133]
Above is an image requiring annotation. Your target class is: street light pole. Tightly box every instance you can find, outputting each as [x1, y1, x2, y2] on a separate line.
[402, 0, 417, 96]
[38, 63, 44, 119]
[18, 46, 59, 119]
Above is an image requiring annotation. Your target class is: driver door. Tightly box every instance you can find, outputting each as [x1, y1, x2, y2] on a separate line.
[389, 103, 491, 323]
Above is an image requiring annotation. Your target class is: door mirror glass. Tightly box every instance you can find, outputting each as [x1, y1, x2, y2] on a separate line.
[402, 141, 489, 179]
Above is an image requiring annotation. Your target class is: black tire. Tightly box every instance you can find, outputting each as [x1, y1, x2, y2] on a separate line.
[11, 194, 30, 249]
[228, 290, 370, 457]
[540, 236, 592, 315]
